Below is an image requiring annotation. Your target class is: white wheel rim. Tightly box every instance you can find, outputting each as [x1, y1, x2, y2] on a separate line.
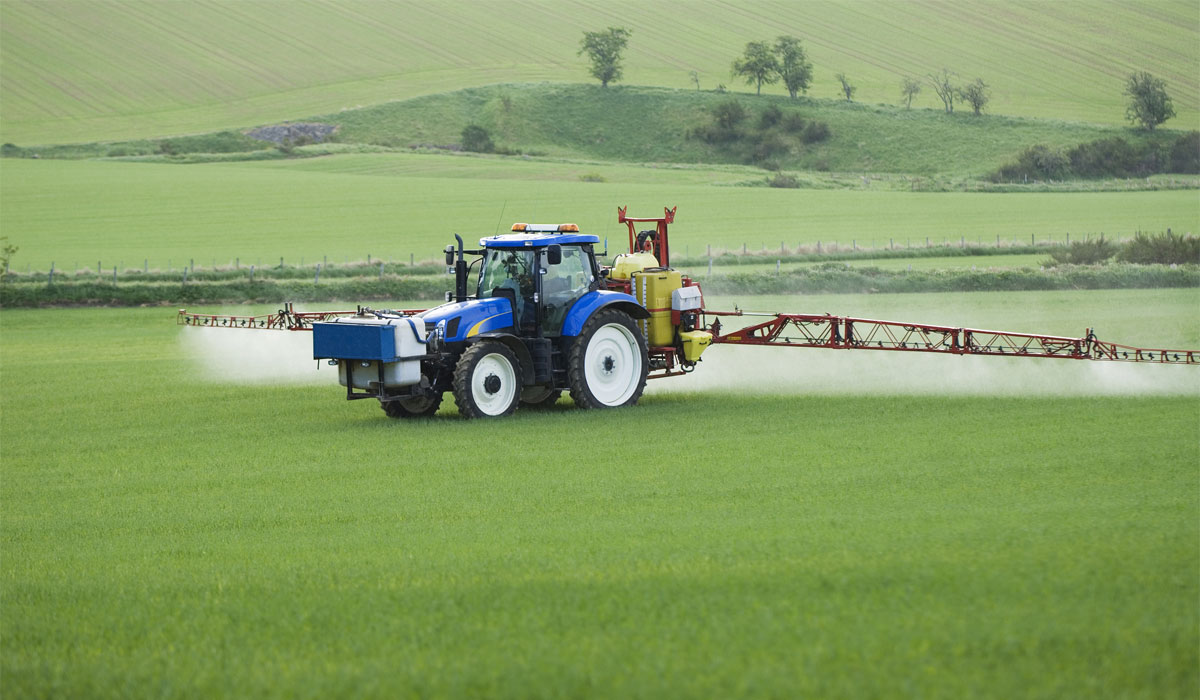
[584, 323, 642, 406]
[472, 353, 517, 416]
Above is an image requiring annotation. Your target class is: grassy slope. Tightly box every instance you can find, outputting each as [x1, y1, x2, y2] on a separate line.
[2, 296, 1197, 698]
[1, 0, 1196, 144]
[2, 158, 1197, 271]
[321, 84, 1191, 177]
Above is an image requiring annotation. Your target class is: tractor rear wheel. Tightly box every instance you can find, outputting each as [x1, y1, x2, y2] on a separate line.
[568, 308, 648, 409]
[453, 340, 522, 418]
[381, 393, 442, 418]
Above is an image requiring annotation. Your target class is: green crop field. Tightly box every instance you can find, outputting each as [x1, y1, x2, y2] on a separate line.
[2, 0, 1199, 696]
[3, 289, 1197, 698]
[3, 157, 1196, 272]
[1, 0, 1196, 144]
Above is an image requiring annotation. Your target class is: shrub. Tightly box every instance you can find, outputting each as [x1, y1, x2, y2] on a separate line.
[1068, 137, 1162, 177]
[993, 135, 1189, 181]
[780, 113, 806, 134]
[801, 121, 830, 144]
[1117, 231, 1200, 265]
[768, 173, 801, 188]
[1168, 131, 1200, 174]
[1043, 238, 1117, 266]
[460, 125, 494, 153]
[746, 133, 791, 165]
[758, 105, 783, 130]
[992, 144, 1070, 182]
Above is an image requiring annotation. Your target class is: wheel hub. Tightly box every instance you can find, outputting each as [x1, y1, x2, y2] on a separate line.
[483, 373, 501, 394]
[602, 355, 615, 374]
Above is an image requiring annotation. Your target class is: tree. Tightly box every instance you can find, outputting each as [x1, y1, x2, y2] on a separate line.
[0, 236, 17, 279]
[928, 68, 957, 113]
[578, 27, 631, 88]
[957, 78, 990, 115]
[773, 36, 812, 99]
[835, 73, 856, 101]
[731, 41, 778, 96]
[1124, 71, 1175, 130]
[900, 77, 921, 109]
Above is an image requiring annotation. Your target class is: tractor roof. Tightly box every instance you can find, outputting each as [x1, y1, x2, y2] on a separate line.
[480, 225, 599, 248]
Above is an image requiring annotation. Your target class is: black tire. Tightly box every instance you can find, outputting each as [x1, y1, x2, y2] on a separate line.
[568, 308, 648, 409]
[520, 386, 562, 410]
[381, 393, 443, 418]
[453, 340, 522, 419]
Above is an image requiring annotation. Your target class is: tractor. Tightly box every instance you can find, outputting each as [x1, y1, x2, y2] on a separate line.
[179, 206, 1197, 419]
[308, 212, 706, 418]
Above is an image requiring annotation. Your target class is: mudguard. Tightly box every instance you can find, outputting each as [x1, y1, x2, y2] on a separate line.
[561, 290, 649, 337]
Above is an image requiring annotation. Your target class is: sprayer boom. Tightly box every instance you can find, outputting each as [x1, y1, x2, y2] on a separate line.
[702, 310, 1197, 365]
[177, 303, 424, 331]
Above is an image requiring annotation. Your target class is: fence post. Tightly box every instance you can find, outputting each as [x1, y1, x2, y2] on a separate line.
[379, 261, 384, 279]
[113, 267, 117, 284]
[49, 262, 54, 285]
[853, 239, 856, 250]
[250, 265, 255, 282]
[960, 236, 964, 248]
[315, 264, 321, 284]
[182, 268, 187, 285]
[817, 241, 821, 253]
[707, 257, 712, 277]
[190, 258, 194, 272]
[410, 253, 414, 267]
[776, 259, 781, 274]
[144, 259, 148, 273]
[743, 243, 747, 254]
[706, 245, 711, 258]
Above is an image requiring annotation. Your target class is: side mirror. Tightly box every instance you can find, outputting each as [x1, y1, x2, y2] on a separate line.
[444, 245, 455, 266]
[546, 244, 562, 265]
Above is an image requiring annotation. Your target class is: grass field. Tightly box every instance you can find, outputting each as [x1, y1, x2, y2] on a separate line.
[1, 0, 1196, 144]
[2, 289, 1197, 698]
[3, 158, 1197, 272]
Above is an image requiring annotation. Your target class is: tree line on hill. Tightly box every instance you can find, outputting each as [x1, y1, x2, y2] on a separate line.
[578, 26, 1180, 131]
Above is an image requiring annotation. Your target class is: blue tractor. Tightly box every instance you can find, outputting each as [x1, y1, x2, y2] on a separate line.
[311, 223, 657, 418]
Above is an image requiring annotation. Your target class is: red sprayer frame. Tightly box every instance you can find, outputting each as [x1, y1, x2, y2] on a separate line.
[619, 205, 676, 268]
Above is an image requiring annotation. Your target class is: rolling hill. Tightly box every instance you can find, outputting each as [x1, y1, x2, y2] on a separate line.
[1, 0, 1196, 145]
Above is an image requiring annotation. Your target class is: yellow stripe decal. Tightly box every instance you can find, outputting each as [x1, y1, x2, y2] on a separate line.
[468, 313, 507, 337]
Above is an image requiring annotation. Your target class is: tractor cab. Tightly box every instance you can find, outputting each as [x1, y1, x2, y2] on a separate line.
[471, 224, 601, 336]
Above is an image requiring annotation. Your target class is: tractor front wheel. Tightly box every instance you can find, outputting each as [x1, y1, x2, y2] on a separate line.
[568, 308, 648, 409]
[453, 341, 522, 418]
[381, 393, 442, 418]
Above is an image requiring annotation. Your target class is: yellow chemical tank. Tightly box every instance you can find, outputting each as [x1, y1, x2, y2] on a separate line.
[631, 268, 682, 346]
[609, 251, 659, 280]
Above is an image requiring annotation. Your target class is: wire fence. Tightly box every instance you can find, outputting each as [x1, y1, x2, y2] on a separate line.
[3, 230, 1177, 284]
